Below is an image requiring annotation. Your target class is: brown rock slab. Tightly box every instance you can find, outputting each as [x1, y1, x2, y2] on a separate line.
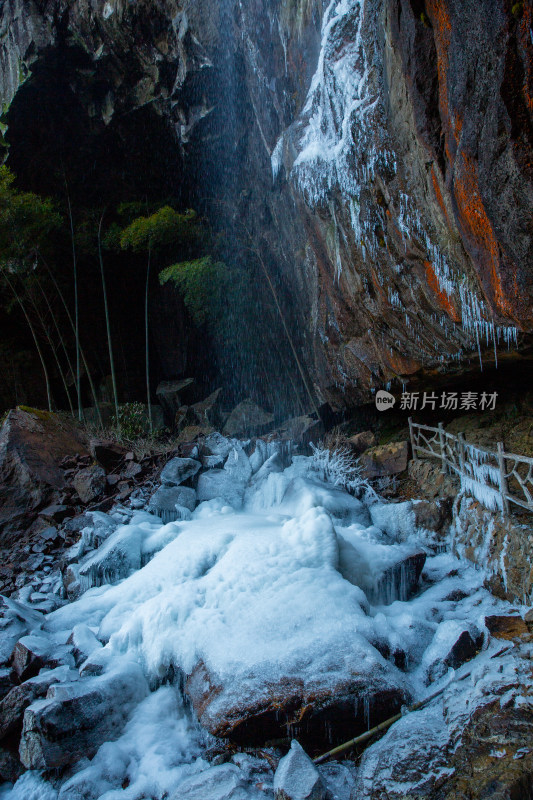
[485, 615, 529, 640]
[0, 409, 87, 545]
[73, 465, 107, 504]
[186, 661, 408, 751]
[19, 665, 148, 769]
[348, 430, 376, 453]
[89, 439, 128, 472]
[223, 399, 274, 438]
[359, 441, 409, 479]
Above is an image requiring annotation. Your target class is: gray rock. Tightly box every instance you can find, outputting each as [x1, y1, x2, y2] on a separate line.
[273, 740, 326, 800]
[423, 621, 484, 684]
[223, 399, 274, 438]
[224, 445, 252, 484]
[148, 485, 197, 517]
[66, 625, 102, 668]
[0, 666, 76, 740]
[197, 470, 245, 509]
[0, 746, 23, 783]
[160, 457, 201, 486]
[39, 526, 58, 541]
[10, 635, 73, 681]
[169, 763, 247, 800]
[19, 664, 148, 769]
[73, 466, 106, 505]
[156, 378, 196, 422]
[0, 668, 12, 701]
[203, 432, 234, 462]
[40, 504, 69, 523]
[78, 526, 143, 590]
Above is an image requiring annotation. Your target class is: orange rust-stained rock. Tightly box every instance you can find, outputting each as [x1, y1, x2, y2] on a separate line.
[424, 261, 460, 322]
[485, 615, 529, 641]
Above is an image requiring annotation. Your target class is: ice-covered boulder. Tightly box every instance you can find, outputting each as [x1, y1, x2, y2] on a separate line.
[422, 621, 483, 683]
[149, 484, 197, 518]
[66, 624, 102, 668]
[224, 444, 253, 484]
[169, 763, 247, 800]
[78, 525, 144, 590]
[0, 666, 76, 741]
[197, 469, 246, 509]
[10, 634, 72, 681]
[273, 740, 326, 800]
[337, 527, 426, 605]
[19, 662, 148, 769]
[160, 457, 201, 486]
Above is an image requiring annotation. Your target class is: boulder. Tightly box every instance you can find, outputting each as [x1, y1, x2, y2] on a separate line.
[190, 388, 223, 427]
[122, 461, 142, 479]
[412, 498, 452, 533]
[89, 439, 128, 472]
[0, 669, 12, 701]
[273, 740, 326, 800]
[186, 660, 407, 751]
[66, 625, 102, 668]
[148, 485, 197, 516]
[160, 457, 201, 486]
[273, 415, 323, 443]
[408, 459, 459, 500]
[224, 445, 252, 484]
[78, 525, 144, 590]
[196, 470, 245, 509]
[168, 763, 245, 800]
[0, 408, 88, 544]
[10, 636, 55, 682]
[0, 666, 75, 741]
[222, 399, 274, 438]
[484, 615, 529, 640]
[0, 747, 23, 783]
[39, 504, 70, 523]
[73, 465, 106, 504]
[348, 430, 376, 453]
[203, 432, 234, 463]
[156, 378, 196, 422]
[422, 621, 484, 683]
[19, 664, 148, 769]
[359, 441, 409, 478]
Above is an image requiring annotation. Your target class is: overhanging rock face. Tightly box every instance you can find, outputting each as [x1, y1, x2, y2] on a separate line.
[2, 0, 533, 407]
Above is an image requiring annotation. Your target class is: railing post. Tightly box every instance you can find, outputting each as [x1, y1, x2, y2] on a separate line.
[496, 441, 510, 517]
[438, 422, 447, 474]
[408, 417, 418, 462]
[457, 432, 466, 475]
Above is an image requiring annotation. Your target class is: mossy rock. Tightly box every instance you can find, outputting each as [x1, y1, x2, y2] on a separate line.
[16, 405, 54, 422]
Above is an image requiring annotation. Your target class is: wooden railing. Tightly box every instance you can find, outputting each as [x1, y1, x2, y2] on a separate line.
[408, 418, 533, 516]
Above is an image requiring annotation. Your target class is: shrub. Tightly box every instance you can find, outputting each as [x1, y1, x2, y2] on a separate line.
[112, 402, 149, 439]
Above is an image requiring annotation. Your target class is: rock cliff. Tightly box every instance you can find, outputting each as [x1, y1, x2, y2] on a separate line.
[1, 0, 532, 409]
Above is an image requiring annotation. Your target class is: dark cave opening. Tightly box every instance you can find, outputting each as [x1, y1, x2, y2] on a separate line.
[0, 43, 218, 416]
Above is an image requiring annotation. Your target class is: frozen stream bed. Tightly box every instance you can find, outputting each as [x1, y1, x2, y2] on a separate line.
[0, 441, 531, 800]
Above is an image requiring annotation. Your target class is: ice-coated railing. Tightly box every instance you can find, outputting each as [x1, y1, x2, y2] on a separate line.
[408, 418, 533, 516]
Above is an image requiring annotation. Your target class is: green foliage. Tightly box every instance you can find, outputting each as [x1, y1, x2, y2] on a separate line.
[159, 256, 237, 327]
[112, 401, 149, 439]
[511, 2, 523, 17]
[0, 166, 62, 269]
[117, 206, 199, 252]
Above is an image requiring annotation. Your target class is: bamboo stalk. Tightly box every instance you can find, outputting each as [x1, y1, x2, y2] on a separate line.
[98, 211, 119, 424]
[2, 270, 53, 411]
[313, 646, 512, 764]
[40, 258, 104, 428]
[65, 185, 82, 421]
[25, 280, 75, 415]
